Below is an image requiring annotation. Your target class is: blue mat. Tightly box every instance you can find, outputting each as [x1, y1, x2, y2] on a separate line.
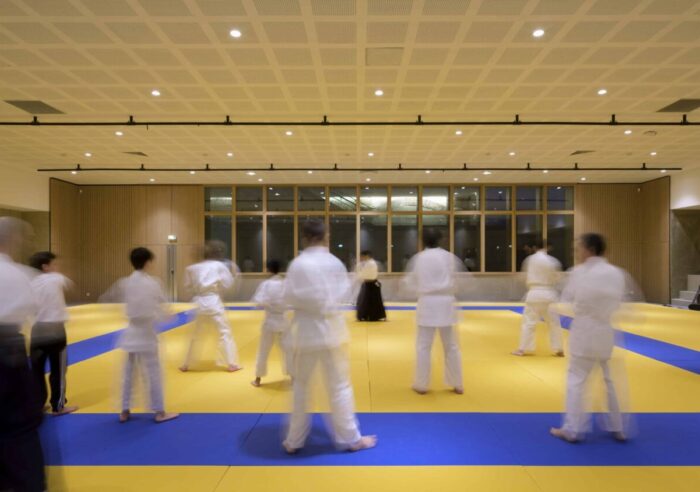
[41, 412, 700, 466]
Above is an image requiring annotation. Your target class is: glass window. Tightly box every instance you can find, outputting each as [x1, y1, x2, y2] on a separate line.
[204, 215, 232, 258]
[360, 215, 387, 272]
[454, 186, 480, 211]
[485, 215, 512, 272]
[391, 215, 418, 272]
[329, 187, 356, 211]
[329, 215, 356, 270]
[485, 186, 511, 211]
[547, 186, 574, 211]
[422, 187, 449, 211]
[205, 187, 232, 212]
[298, 187, 325, 211]
[454, 215, 480, 272]
[296, 215, 324, 252]
[266, 216, 294, 271]
[516, 215, 543, 271]
[360, 186, 387, 212]
[267, 186, 293, 212]
[236, 187, 262, 212]
[391, 186, 418, 212]
[516, 186, 542, 211]
[548, 214, 574, 270]
[236, 216, 262, 272]
[422, 214, 449, 249]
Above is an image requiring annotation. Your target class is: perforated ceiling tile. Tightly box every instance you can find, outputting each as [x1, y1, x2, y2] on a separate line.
[263, 21, 308, 43]
[158, 22, 211, 44]
[477, 0, 528, 16]
[422, 0, 470, 16]
[315, 21, 356, 43]
[253, 0, 301, 16]
[415, 21, 461, 43]
[367, 0, 414, 16]
[196, 0, 247, 16]
[562, 22, 617, 43]
[365, 47, 404, 66]
[310, 0, 356, 16]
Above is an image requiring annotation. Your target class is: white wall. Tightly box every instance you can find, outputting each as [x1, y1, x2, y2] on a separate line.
[671, 167, 700, 210]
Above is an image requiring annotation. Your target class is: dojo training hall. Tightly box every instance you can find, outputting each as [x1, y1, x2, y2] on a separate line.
[1, 0, 700, 491]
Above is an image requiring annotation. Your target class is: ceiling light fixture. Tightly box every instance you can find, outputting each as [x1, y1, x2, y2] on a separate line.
[597, 89, 607, 96]
[307, 170, 313, 174]
[650, 151, 657, 156]
[455, 130, 463, 135]
[84, 152, 92, 157]
[624, 129, 632, 135]
[247, 171, 256, 176]
[483, 171, 492, 175]
[258, 178, 263, 182]
[151, 89, 161, 97]
[285, 130, 293, 136]
[365, 178, 371, 182]
[229, 29, 242, 38]
[660, 169, 667, 173]
[368, 152, 374, 157]
[374, 89, 384, 96]
[543, 169, 549, 174]
[115, 131, 123, 136]
[473, 177, 479, 181]
[149, 178, 155, 182]
[425, 170, 431, 174]
[227, 152, 233, 157]
[189, 170, 196, 175]
[71, 171, 77, 175]
[509, 151, 516, 156]
[580, 177, 587, 181]
[532, 28, 545, 38]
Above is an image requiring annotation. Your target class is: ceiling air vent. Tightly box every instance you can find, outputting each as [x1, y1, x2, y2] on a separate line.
[4, 100, 64, 114]
[123, 151, 148, 157]
[657, 99, 700, 112]
[570, 150, 595, 156]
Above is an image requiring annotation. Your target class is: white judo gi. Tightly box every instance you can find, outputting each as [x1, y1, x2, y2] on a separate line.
[182, 260, 238, 368]
[403, 247, 464, 392]
[117, 270, 168, 412]
[560, 256, 627, 438]
[252, 275, 291, 378]
[517, 250, 563, 353]
[282, 246, 362, 450]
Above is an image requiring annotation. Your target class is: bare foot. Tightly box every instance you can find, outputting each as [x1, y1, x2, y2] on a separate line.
[612, 431, 627, 442]
[283, 442, 299, 455]
[155, 412, 179, 423]
[412, 386, 428, 395]
[52, 405, 78, 416]
[349, 435, 377, 452]
[251, 378, 261, 387]
[227, 365, 243, 373]
[179, 365, 189, 372]
[119, 410, 130, 423]
[453, 387, 464, 395]
[511, 349, 527, 356]
[553, 351, 565, 357]
[550, 427, 578, 443]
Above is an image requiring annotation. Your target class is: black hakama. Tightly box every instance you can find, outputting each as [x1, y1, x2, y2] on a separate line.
[356, 280, 386, 321]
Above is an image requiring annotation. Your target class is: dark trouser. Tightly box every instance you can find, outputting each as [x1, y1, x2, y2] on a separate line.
[356, 280, 387, 321]
[0, 327, 46, 492]
[30, 322, 68, 412]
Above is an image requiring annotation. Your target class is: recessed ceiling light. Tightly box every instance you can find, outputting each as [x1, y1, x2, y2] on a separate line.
[556, 186, 562, 190]
[269, 187, 273, 190]
[285, 130, 293, 136]
[473, 177, 479, 182]
[247, 171, 256, 176]
[368, 152, 374, 157]
[189, 170, 196, 175]
[425, 170, 431, 174]
[84, 152, 92, 157]
[229, 29, 242, 38]
[597, 89, 607, 96]
[580, 177, 587, 181]
[151, 89, 161, 97]
[660, 169, 667, 173]
[509, 151, 516, 156]
[532, 28, 545, 38]
[257, 178, 263, 182]
[374, 89, 384, 96]
[115, 131, 123, 136]
[483, 171, 492, 175]
[365, 177, 371, 182]
[543, 169, 549, 174]
[650, 151, 657, 156]
[149, 178, 155, 182]
[455, 130, 463, 136]
[307, 170, 313, 174]
[71, 171, 77, 175]
[624, 129, 632, 135]
[275, 193, 280, 197]
[227, 152, 233, 157]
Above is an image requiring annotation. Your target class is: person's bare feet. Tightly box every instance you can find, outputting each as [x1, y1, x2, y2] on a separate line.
[412, 386, 427, 395]
[349, 435, 377, 452]
[553, 351, 565, 357]
[511, 349, 527, 356]
[119, 410, 130, 423]
[612, 431, 627, 442]
[453, 387, 464, 395]
[227, 364, 243, 372]
[251, 378, 261, 387]
[550, 427, 578, 443]
[283, 442, 299, 454]
[52, 405, 78, 416]
[178, 365, 189, 372]
[155, 411, 179, 423]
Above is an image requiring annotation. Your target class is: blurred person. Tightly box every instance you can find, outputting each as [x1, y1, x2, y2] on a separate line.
[0, 217, 45, 491]
[180, 240, 242, 373]
[355, 250, 386, 322]
[403, 228, 464, 395]
[550, 233, 630, 443]
[29, 251, 78, 417]
[512, 239, 564, 357]
[118, 247, 178, 424]
[282, 220, 376, 453]
[251, 259, 291, 387]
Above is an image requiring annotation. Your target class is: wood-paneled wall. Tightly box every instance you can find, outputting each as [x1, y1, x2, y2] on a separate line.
[49, 179, 81, 302]
[50, 179, 203, 302]
[574, 179, 670, 304]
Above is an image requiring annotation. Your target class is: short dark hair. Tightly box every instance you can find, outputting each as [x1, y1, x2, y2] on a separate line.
[266, 259, 281, 275]
[531, 238, 544, 250]
[302, 219, 325, 243]
[360, 250, 372, 257]
[579, 233, 606, 256]
[423, 227, 442, 249]
[130, 247, 154, 270]
[29, 251, 56, 271]
[204, 240, 226, 260]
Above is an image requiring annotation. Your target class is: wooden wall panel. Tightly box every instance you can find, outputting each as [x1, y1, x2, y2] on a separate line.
[49, 179, 81, 302]
[640, 177, 670, 303]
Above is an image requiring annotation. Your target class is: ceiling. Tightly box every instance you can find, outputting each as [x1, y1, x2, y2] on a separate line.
[1, 0, 700, 199]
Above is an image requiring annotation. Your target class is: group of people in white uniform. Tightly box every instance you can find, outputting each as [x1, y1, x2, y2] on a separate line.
[0, 215, 633, 490]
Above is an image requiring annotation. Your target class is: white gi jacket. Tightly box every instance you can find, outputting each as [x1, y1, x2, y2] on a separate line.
[31, 273, 72, 323]
[185, 260, 236, 315]
[118, 270, 167, 352]
[0, 253, 36, 327]
[356, 259, 378, 282]
[252, 275, 288, 333]
[561, 256, 626, 359]
[523, 250, 561, 303]
[284, 246, 351, 350]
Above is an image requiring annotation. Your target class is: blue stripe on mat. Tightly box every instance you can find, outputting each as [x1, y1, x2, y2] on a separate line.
[41, 412, 700, 466]
[560, 316, 700, 375]
[225, 305, 525, 313]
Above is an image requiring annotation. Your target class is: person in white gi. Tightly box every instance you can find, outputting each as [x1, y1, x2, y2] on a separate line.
[550, 233, 628, 443]
[512, 239, 564, 357]
[403, 227, 464, 395]
[282, 220, 376, 453]
[180, 240, 241, 373]
[118, 247, 178, 424]
[251, 259, 291, 387]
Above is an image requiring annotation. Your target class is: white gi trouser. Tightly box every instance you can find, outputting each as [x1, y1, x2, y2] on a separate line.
[563, 355, 623, 436]
[255, 329, 292, 378]
[284, 346, 362, 450]
[183, 312, 238, 367]
[121, 350, 163, 412]
[518, 302, 563, 353]
[414, 325, 463, 392]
